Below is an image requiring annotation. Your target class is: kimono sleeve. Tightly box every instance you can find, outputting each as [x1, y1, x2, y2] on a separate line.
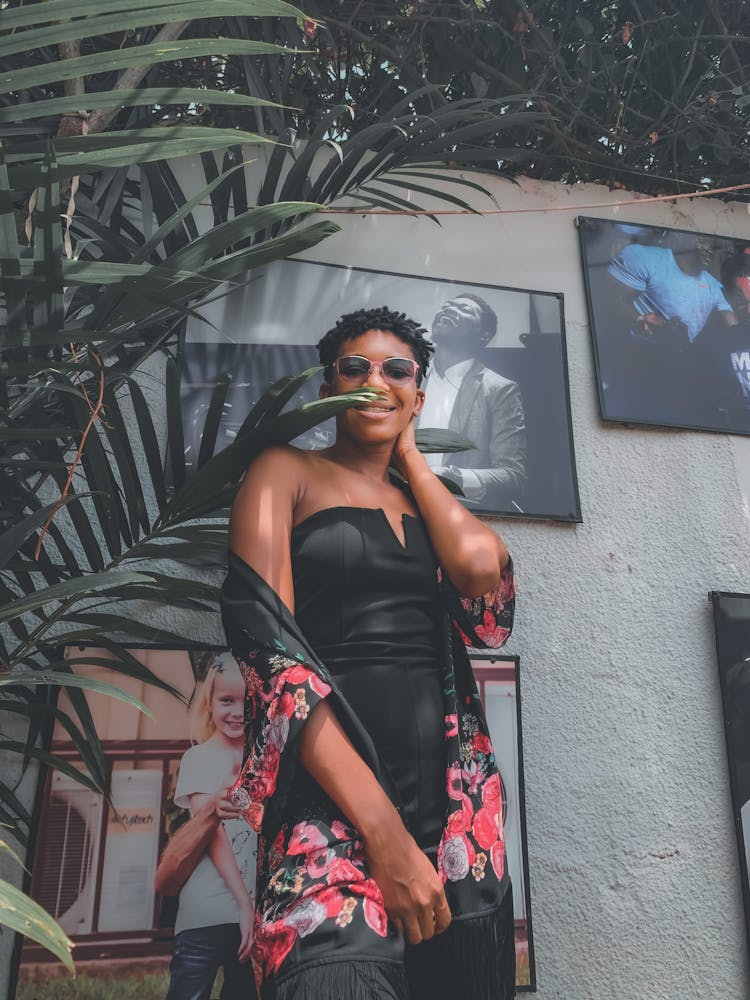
[449, 555, 516, 649]
[227, 647, 332, 833]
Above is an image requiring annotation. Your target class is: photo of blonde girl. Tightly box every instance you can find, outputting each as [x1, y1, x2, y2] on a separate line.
[165, 654, 258, 1000]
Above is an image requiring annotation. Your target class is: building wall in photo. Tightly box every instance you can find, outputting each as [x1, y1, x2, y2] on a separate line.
[6, 167, 750, 1000]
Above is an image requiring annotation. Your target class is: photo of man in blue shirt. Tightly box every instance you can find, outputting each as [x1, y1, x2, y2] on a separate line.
[580, 219, 749, 433]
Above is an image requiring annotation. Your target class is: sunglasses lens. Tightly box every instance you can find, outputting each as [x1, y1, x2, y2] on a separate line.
[337, 357, 370, 379]
[382, 359, 415, 382]
[334, 356, 417, 384]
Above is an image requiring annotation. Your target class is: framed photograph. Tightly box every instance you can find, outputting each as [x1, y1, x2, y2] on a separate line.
[10, 646, 257, 1000]
[472, 654, 536, 991]
[579, 216, 750, 434]
[711, 591, 750, 964]
[180, 259, 582, 522]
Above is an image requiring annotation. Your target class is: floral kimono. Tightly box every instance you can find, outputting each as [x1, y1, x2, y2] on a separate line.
[221, 550, 516, 999]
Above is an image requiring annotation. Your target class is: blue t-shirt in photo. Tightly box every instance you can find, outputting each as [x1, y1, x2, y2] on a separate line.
[608, 242, 732, 342]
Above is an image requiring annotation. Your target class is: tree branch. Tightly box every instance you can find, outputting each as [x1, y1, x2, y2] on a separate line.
[86, 21, 191, 134]
[57, 40, 86, 139]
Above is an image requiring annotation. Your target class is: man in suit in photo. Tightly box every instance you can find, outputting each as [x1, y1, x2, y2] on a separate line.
[419, 292, 527, 511]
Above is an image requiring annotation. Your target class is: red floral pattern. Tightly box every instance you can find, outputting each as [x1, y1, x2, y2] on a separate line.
[434, 561, 516, 891]
[454, 557, 516, 650]
[230, 659, 331, 833]
[250, 817, 389, 984]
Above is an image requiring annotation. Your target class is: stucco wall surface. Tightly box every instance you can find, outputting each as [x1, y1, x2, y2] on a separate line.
[255, 173, 750, 1000]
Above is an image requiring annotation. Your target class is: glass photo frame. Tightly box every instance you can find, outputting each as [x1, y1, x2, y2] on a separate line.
[180, 259, 581, 522]
[579, 216, 750, 435]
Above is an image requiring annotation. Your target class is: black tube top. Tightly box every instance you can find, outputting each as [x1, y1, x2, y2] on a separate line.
[291, 505, 446, 850]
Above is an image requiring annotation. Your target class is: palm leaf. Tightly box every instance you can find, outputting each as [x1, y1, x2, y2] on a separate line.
[197, 374, 231, 469]
[0, 149, 26, 348]
[0, 836, 27, 872]
[238, 365, 321, 434]
[0, 498, 88, 574]
[0, 2, 307, 59]
[0, 90, 285, 125]
[0, 570, 155, 624]
[121, 378, 168, 512]
[0, 672, 152, 717]
[1, 694, 108, 798]
[1, 41, 304, 96]
[64, 644, 185, 701]
[165, 355, 186, 492]
[99, 385, 150, 537]
[414, 428, 476, 454]
[161, 389, 385, 523]
[54, 615, 206, 647]
[0, 875, 74, 970]
[0, 0, 307, 30]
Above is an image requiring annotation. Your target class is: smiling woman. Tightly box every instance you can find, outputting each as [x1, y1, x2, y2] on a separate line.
[222, 306, 517, 1000]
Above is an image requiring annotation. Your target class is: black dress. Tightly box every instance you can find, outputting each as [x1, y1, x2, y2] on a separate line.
[291, 505, 447, 853]
[221, 506, 517, 1000]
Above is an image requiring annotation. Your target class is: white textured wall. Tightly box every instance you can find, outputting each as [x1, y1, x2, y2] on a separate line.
[275, 174, 750, 1000]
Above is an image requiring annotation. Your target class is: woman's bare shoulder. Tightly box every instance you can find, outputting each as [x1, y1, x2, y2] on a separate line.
[233, 445, 320, 515]
[242, 444, 313, 483]
[245, 443, 308, 472]
[229, 446, 322, 601]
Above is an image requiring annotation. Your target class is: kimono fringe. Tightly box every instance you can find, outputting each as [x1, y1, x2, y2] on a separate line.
[262, 891, 515, 1000]
[263, 959, 408, 1000]
[404, 889, 516, 1000]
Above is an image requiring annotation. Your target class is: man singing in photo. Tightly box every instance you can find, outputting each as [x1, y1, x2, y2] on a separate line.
[419, 292, 526, 511]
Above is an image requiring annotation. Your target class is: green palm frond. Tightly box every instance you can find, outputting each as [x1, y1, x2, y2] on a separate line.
[0, 872, 74, 970]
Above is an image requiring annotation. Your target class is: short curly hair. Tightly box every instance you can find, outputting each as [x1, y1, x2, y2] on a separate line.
[317, 306, 434, 386]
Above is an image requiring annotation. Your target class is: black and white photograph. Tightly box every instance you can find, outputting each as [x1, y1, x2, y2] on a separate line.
[471, 655, 536, 991]
[180, 259, 581, 521]
[579, 216, 750, 434]
[711, 592, 750, 962]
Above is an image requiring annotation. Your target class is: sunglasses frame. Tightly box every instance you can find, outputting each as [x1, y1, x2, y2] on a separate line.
[325, 355, 421, 386]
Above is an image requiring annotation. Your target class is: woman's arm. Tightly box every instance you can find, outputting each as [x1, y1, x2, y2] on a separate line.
[228, 446, 299, 612]
[300, 701, 450, 944]
[189, 792, 254, 962]
[393, 421, 508, 597]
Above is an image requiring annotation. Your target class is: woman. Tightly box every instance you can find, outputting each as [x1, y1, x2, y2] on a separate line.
[222, 307, 516, 999]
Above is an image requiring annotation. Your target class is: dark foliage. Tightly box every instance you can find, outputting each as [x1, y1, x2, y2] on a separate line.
[9, 1, 745, 195]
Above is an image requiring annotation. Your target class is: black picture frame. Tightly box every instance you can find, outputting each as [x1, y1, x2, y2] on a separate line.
[710, 591, 750, 967]
[471, 653, 536, 991]
[579, 215, 750, 435]
[180, 258, 582, 522]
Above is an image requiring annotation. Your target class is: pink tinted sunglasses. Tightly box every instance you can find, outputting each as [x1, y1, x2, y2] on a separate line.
[324, 355, 421, 386]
